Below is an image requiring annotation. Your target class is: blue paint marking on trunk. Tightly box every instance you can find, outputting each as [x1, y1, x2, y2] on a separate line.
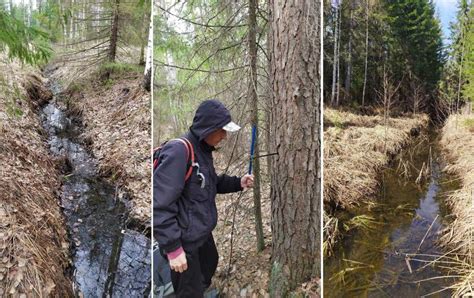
[249, 125, 257, 175]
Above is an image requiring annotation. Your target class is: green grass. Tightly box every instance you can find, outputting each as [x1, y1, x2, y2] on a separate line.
[462, 118, 474, 129]
[67, 81, 86, 93]
[2, 81, 25, 118]
[6, 99, 23, 117]
[343, 215, 382, 233]
[99, 62, 143, 75]
[97, 62, 144, 87]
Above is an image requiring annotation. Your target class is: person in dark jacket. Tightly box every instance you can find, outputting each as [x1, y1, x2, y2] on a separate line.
[154, 99, 254, 297]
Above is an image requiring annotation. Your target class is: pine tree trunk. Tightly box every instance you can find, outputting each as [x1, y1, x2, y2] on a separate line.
[68, 0, 73, 41]
[143, 10, 153, 91]
[456, 26, 465, 116]
[248, 0, 264, 252]
[139, 3, 149, 66]
[362, 0, 369, 106]
[331, 1, 339, 106]
[269, 0, 320, 295]
[266, 0, 273, 176]
[335, 0, 342, 106]
[345, 2, 353, 100]
[72, 0, 77, 40]
[108, 0, 120, 63]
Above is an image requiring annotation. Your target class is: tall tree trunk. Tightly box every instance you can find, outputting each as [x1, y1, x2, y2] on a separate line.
[72, 0, 77, 40]
[456, 26, 465, 116]
[28, 0, 33, 26]
[269, 0, 320, 295]
[335, 0, 342, 106]
[139, 1, 149, 66]
[108, 0, 120, 63]
[266, 0, 273, 176]
[331, 1, 339, 106]
[59, 0, 67, 46]
[143, 9, 152, 91]
[68, 0, 73, 41]
[345, 1, 353, 100]
[248, 0, 264, 252]
[362, 0, 369, 106]
[83, 0, 87, 40]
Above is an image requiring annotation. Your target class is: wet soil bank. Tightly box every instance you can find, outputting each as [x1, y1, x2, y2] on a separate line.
[40, 71, 150, 296]
[325, 129, 458, 297]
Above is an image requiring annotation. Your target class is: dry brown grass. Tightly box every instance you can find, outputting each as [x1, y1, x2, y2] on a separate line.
[324, 108, 429, 209]
[0, 61, 73, 296]
[65, 73, 151, 227]
[439, 113, 474, 296]
[323, 109, 428, 256]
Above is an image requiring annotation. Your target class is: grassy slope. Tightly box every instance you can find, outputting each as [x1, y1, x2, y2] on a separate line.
[62, 67, 151, 227]
[440, 113, 474, 296]
[323, 109, 429, 254]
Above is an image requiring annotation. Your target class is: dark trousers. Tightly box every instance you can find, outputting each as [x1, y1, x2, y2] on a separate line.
[171, 235, 218, 298]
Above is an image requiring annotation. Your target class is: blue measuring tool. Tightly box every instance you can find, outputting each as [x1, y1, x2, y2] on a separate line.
[248, 125, 257, 175]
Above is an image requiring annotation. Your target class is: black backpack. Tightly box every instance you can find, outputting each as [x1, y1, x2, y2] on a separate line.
[153, 242, 175, 297]
[153, 137, 195, 297]
[153, 137, 195, 180]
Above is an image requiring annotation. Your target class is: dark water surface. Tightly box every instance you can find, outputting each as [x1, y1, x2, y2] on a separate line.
[325, 131, 458, 297]
[40, 75, 151, 297]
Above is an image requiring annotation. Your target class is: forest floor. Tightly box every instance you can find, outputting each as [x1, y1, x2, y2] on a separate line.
[0, 60, 73, 296]
[48, 63, 151, 227]
[0, 57, 151, 296]
[323, 108, 429, 254]
[439, 112, 474, 296]
[210, 154, 320, 297]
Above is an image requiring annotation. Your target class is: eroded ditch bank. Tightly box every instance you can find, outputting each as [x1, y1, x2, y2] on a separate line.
[0, 65, 73, 296]
[324, 129, 458, 297]
[40, 71, 150, 296]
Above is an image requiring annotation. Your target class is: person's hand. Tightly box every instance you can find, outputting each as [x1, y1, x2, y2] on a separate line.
[241, 174, 254, 190]
[169, 250, 188, 273]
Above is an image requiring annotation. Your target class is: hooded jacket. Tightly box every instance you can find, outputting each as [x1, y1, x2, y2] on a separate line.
[153, 100, 243, 253]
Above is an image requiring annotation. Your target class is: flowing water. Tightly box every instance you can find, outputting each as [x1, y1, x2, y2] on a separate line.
[325, 131, 458, 297]
[40, 75, 151, 297]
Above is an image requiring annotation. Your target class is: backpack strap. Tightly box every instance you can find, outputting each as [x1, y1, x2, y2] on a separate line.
[173, 137, 195, 182]
[153, 137, 196, 182]
[153, 148, 161, 169]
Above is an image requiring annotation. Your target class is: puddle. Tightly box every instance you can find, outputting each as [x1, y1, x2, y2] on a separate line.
[40, 75, 151, 297]
[325, 130, 458, 297]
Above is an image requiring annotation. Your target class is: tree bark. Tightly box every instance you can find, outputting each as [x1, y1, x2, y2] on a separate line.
[248, 0, 264, 252]
[345, 1, 353, 100]
[266, 0, 273, 176]
[362, 0, 369, 106]
[139, 1, 150, 66]
[269, 0, 320, 295]
[143, 8, 153, 91]
[336, 0, 342, 106]
[330, 1, 339, 106]
[108, 0, 119, 63]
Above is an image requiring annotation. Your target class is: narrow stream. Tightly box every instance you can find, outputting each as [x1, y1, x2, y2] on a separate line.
[40, 74, 151, 297]
[325, 130, 458, 297]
